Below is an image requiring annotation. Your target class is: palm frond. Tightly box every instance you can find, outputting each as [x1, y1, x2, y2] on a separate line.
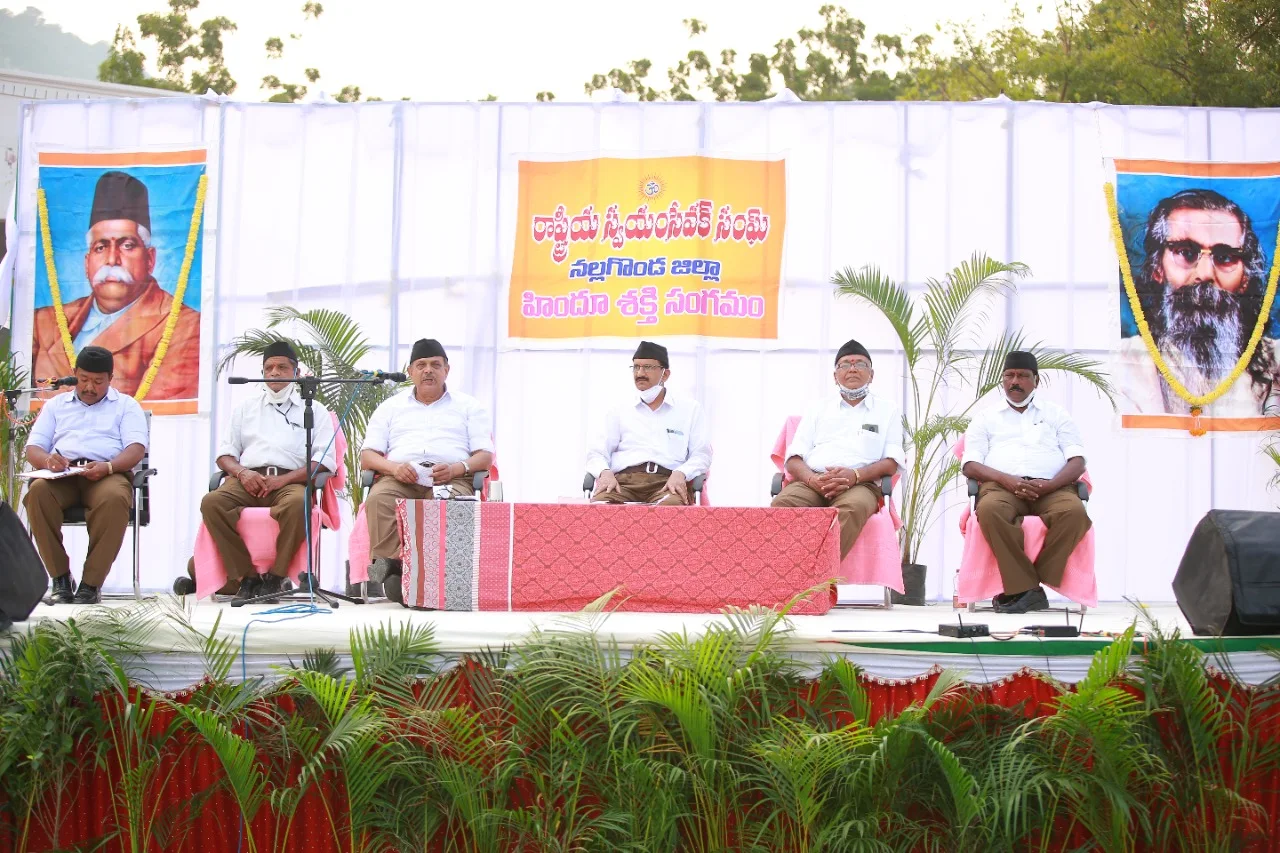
[975, 331, 1115, 408]
[264, 306, 375, 372]
[832, 265, 923, 369]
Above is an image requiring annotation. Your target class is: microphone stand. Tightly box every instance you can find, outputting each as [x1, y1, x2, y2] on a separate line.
[227, 375, 384, 609]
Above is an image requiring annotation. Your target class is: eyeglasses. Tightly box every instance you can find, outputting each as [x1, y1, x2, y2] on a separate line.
[1162, 239, 1247, 270]
[630, 364, 664, 375]
[835, 360, 872, 373]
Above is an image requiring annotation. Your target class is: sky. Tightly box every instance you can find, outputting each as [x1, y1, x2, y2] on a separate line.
[3, 1, 1056, 101]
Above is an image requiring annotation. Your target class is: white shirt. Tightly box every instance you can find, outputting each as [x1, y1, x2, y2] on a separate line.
[962, 397, 1086, 479]
[786, 390, 906, 473]
[72, 297, 137, 350]
[362, 386, 493, 464]
[585, 390, 712, 479]
[217, 389, 337, 471]
[27, 386, 148, 462]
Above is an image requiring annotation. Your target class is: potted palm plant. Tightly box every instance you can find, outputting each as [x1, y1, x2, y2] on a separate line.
[833, 253, 1115, 604]
[0, 329, 34, 508]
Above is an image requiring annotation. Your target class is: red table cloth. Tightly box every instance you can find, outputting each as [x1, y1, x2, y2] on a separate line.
[396, 500, 841, 614]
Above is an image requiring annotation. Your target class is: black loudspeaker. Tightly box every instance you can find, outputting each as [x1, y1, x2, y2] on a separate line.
[0, 501, 48, 626]
[1173, 510, 1280, 636]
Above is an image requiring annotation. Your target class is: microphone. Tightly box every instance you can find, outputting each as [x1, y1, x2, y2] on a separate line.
[43, 376, 77, 387]
[361, 370, 407, 382]
[227, 376, 250, 384]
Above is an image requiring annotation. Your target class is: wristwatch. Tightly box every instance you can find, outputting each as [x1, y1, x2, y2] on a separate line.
[461, 460, 471, 475]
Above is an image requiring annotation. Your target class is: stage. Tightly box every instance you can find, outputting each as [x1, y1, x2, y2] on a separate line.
[17, 596, 1280, 691]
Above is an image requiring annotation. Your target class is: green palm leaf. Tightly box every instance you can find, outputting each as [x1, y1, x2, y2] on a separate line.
[832, 265, 924, 369]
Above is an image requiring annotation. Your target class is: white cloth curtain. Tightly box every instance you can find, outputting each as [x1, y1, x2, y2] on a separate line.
[11, 97, 1280, 599]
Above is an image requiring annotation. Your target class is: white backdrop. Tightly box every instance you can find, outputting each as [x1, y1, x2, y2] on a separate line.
[9, 96, 1280, 599]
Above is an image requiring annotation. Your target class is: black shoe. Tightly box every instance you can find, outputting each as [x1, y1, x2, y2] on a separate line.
[235, 576, 263, 602]
[257, 574, 286, 603]
[71, 583, 101, 605]
[992, 586, 1049, 614]
[172, 576, 196, 596]
[383, 575, 403, 605]
[50, 574, 76, 604]
[367, 558, 402, 584]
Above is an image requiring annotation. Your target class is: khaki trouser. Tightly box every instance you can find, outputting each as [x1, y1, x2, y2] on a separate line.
[770, 480, 882, 559]
[975, 482, 1091, 595]
[23, 473, 133, 587]
[367, 475, 476, 560]
[590, 471, 692, 506]
[200, 477, 306, 580]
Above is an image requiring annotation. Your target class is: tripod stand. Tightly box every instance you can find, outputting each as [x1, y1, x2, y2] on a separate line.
[226, 374, 383, 609]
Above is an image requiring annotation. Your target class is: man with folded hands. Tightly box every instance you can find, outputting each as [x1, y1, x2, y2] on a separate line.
[23, 345, 148, 604]
[771, 338, 905, 558]
[585, 340, 712, 506]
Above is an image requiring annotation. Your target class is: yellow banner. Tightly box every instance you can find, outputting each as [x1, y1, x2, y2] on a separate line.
[508, 155, 786, 339]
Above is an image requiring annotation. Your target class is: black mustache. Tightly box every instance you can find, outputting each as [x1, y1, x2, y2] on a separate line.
[1009, 385, 1025, 392]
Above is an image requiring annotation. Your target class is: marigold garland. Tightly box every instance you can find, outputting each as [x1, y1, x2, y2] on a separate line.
[35, 189, 76, 366]
[1103, 182, 1280, 417]
[37, 174, 208, 402]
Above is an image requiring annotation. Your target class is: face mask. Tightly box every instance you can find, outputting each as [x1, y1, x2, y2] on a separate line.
[1004, 387, 1036, 409]
[639, 382, 665, 404]
[264, 381, 295, 405]
[838, 384, 869, 403]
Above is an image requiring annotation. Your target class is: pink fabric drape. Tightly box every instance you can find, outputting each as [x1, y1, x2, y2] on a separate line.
[191, 413, 347, 598]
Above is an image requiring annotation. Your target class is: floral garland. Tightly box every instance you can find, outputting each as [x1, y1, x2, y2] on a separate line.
[35, 189, 76, 366]
[1103, 182, 1280, 433]
[36, 175, 208, 401]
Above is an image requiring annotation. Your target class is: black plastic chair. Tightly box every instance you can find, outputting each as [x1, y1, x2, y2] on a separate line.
[63, 413, 156, 600]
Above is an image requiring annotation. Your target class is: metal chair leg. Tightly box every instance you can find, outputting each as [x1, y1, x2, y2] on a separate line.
[132, 507, 141, 601]
[883, 587, 893, 609]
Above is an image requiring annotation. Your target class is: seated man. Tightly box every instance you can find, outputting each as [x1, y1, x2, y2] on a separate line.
[199, 340, 336, 602]
[23, 345, 148, 604]
[961, 351, 1090, 614]
[586, 341, 711, 506]
[771, 339, 904, 559]
[360, 338, 493, 599]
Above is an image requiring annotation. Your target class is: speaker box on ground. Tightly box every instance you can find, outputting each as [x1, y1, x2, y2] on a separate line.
[1173, 510, 1280, 636]
[0, 501, 48, 624]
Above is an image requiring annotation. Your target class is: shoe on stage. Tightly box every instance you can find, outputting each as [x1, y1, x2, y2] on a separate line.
[992, 586, 1049, 614]
[71, 583, 101, 605]
[50, 574, 76, 604]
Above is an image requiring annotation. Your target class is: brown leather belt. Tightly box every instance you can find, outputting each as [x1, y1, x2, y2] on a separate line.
[247, 465, 287, 477]
[617, 462, 672, 476]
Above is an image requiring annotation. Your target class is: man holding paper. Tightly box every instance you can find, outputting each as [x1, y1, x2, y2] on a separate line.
[359, 338, 493, 586]
[23, 345, 148, 604]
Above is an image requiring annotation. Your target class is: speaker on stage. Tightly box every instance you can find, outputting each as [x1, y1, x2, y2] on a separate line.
[0, 502, 48, 628]
[1174, 510, 1280, 636]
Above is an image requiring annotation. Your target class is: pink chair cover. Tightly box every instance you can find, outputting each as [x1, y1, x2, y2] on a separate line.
[951, 435, 1097, 607]
[348, 459, 500, 585]
[192, 413, 347, 599]
[770, 416, 905, 593]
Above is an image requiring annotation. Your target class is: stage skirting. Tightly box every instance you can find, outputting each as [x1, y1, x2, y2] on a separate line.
[4, 601, 1280, 852]
[396, 500, 841, 613]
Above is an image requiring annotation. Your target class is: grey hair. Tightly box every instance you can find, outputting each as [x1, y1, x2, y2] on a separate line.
[85, 224, 151, 251]
[1138, 189, 1267, 287]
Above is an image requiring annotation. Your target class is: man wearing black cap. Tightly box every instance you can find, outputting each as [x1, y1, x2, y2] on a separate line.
[32, 170, 201, 401]
[360, 338, 494, 591]
[196, 340, 337, 601]
[586, 341, 712, 506]
[771, 339, 905, 559]
[22, 345, 149, 603]
[962, 351, 1090, 613]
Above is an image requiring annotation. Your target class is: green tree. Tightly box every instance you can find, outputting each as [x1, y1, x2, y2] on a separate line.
[584, 2, 1280, 107]
[99, 0, 236, 94]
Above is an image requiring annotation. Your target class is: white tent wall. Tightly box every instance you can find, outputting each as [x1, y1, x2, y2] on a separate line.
[10, 97, 1280, 599]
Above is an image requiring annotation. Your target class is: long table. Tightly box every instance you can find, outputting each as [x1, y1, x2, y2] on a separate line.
[395, 500, 842, 614]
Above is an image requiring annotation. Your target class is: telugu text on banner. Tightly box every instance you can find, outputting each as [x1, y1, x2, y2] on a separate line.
[508, 155, 786, 340]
